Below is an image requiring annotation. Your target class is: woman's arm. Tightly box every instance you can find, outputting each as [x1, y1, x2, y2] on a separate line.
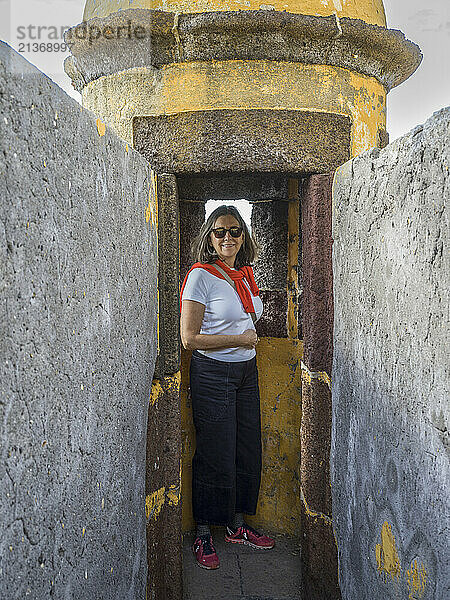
[180, 299, 257, 351]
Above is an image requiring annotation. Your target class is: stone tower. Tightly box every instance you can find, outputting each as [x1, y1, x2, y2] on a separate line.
[65, 2, 421, 599]
[66, 0, 421, 159]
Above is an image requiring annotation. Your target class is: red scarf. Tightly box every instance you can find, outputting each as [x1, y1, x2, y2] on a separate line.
[180, 259, 260, 314]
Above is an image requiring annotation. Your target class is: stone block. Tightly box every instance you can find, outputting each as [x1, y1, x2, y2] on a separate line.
[133, 110, 351, 174]
[252, 201, 289, 290]
[152, 174, 181, 378]
[177, 172, 290, 202]
[302, 174, 334, 373]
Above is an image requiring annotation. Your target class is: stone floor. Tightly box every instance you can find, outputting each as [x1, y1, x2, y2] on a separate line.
[183, 530, 302, 600]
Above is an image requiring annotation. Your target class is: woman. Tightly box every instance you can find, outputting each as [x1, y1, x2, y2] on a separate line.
[180, 205, 274, 570]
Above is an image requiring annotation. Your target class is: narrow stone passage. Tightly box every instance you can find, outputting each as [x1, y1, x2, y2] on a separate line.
[183, 531, 302, 600]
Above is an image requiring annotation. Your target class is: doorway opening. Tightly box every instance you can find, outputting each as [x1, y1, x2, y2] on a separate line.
[179, 173, 303, 598]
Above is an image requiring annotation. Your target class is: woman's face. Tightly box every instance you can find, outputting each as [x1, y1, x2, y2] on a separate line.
[209, 214, 245, 267]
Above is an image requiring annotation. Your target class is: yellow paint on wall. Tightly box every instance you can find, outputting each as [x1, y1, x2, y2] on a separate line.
[151, 169, 160, 356]
[166, 484, 181, 507]
[181, 338, 303, 534]
[83, 0, 386, 27]
[145, 484, 180, 520]
[249, 338, 303, 535]
[83, 61, 385, 157]
[300, 486, 332, 524]
[407, 559, 427, 600]
[150, 371, 181, 406]
[145, 487, 165, 521]
[96, 118, 106, 137]
[147, 171, 158, 229]
[149, 379, 164, 406]
[301, 364, 332, 389]
[145, 187, 155, 225]
[376, 521, 401, 580]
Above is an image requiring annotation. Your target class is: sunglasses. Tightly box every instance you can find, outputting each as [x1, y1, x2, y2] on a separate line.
[211, 226, 243, 239]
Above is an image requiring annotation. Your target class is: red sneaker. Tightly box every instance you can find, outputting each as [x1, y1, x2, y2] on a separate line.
[192, 535, 220, 569]
[225, 524, 275, 549]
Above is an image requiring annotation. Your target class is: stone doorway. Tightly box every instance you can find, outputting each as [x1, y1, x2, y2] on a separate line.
[178, 172, 303, 598]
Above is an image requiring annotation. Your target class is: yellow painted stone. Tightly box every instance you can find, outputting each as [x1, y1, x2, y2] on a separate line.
[150, 371, 181, 406]
[83, 61, 386, 157]
[145, 487, 166, 520]
[145, 172, 158, 227]
[249, 337, 303, 534]
[83, 0, 386, 27]
[96, 118, 106, 136]
[406, 559, 427, 600]
[166, 484, 181, 507]
[376, 521, 401, 580]
[145, 485, 181, 520]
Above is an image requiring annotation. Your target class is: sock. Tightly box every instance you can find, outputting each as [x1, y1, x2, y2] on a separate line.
[228, 512, 244, 532]
[196, 522, 211, 538]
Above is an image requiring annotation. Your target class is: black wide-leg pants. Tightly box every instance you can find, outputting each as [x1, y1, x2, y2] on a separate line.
[190, 350, 262, 526]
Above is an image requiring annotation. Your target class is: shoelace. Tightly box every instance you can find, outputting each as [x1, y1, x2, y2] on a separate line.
[198, 535, 216, 555]
[239, 524, 262, 538]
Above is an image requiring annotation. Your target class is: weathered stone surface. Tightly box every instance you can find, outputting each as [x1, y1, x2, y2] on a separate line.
[332, 108, 449, 600]
[251, 201, 289, 338]
[179, 200, 206, 282]
[64, 9, 422, 93]
[177, 172, 290, 202]
[0, 43, 158, 600]
[302, 174, 334, 373]
[256, 290, 288, 339]
[301, 378, 332, 516]
[151, 174, 180, 378]
[252, 201, 289, 290]
[300, 174, 338, 599]
[300, 507, 341, 600]
[133, 109, 350, 174]
[146, 376, 182, 600]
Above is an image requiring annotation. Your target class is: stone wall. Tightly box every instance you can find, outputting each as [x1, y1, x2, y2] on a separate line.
[332, 108, 449, 600]
[0, 43, 158, 600]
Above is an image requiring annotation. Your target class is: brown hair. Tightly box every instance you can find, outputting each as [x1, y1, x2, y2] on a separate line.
[191, 205, 259, 268]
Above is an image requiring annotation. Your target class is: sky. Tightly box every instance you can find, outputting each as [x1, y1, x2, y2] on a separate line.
[0, 0, 449, 142]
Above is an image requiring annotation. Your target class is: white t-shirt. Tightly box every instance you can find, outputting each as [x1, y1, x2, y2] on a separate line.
[181, 268, 263, 362]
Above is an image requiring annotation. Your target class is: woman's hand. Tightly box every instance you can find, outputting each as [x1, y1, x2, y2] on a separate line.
[240, 329, 258, 349]
[181, 300, 259, 351]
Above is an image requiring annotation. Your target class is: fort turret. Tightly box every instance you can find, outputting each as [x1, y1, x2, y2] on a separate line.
[65, 1, 421, 161]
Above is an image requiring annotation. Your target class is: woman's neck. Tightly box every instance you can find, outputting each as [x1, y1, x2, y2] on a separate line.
[218, 258, 237, 269]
